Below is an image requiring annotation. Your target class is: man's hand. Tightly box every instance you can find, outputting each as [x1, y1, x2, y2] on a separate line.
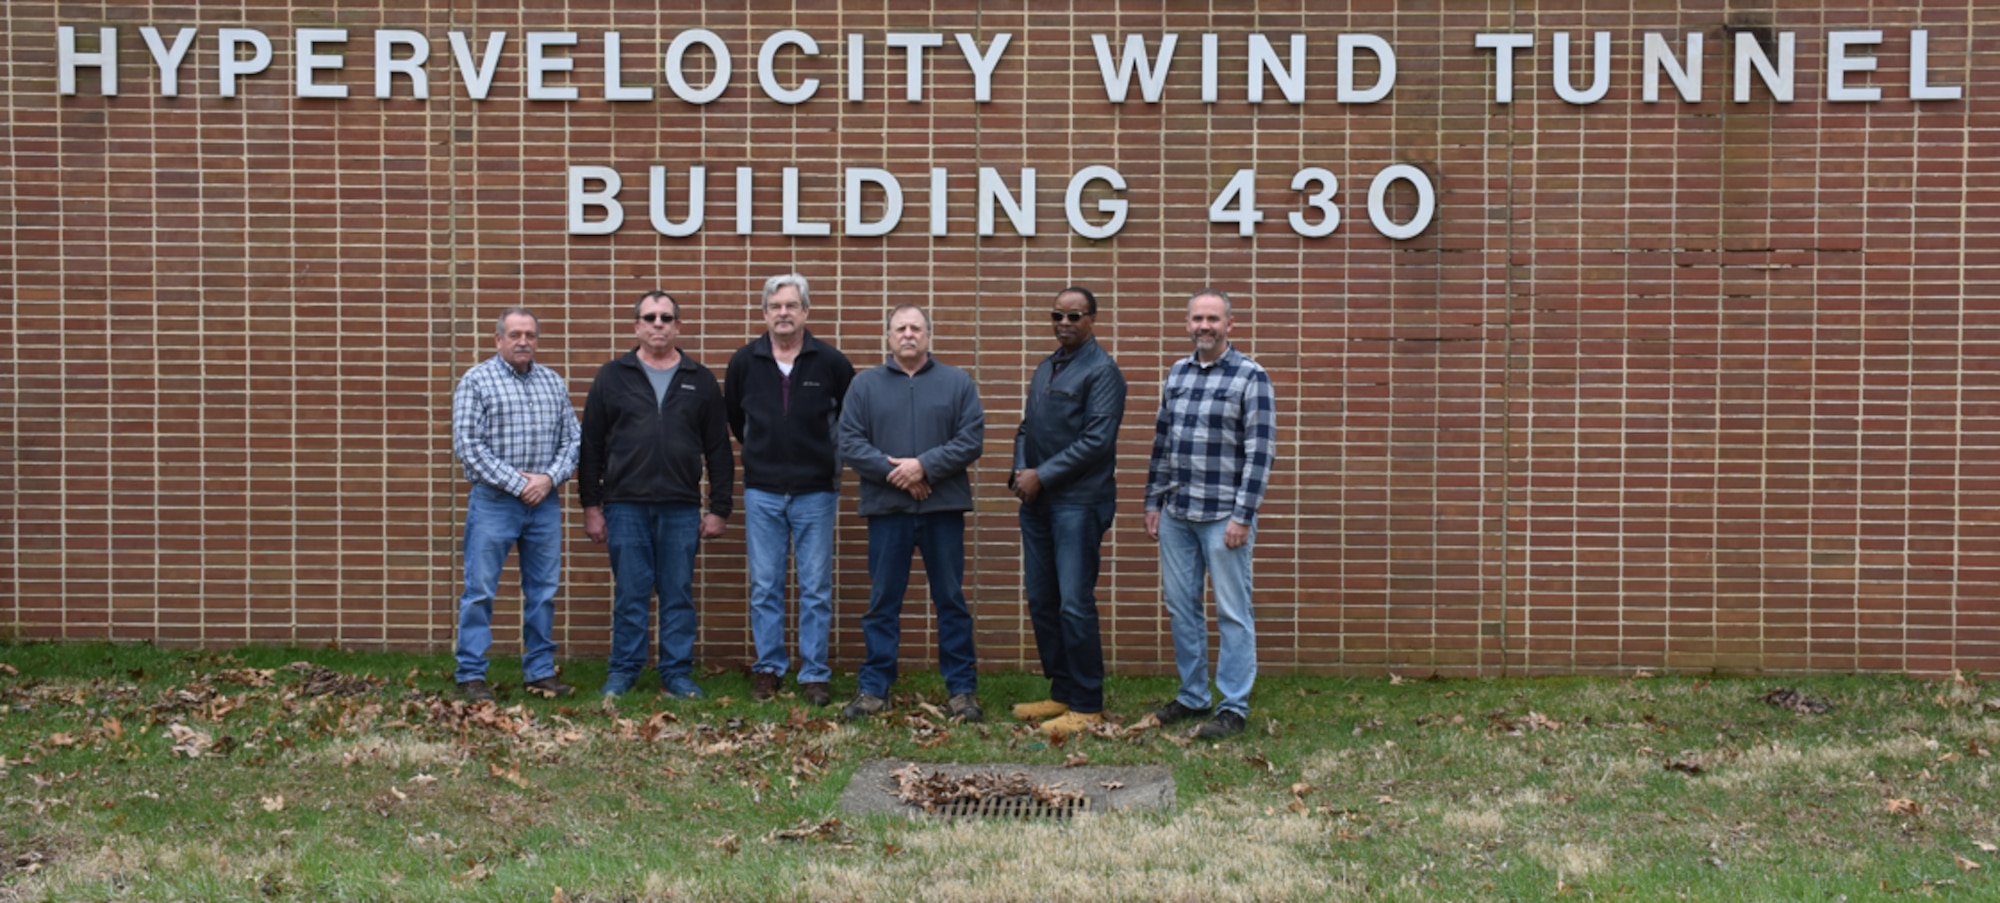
[584, 506, 607, 543]
[886, 456, 928, 492]
[1224, 520, 1250, 549]
[699, 513, 727, 539]
[1145, 509, 1161, 540]
[1012, 468, 1041, 504]
[908, 479, 932, 502]
[520, 472, 554, 506]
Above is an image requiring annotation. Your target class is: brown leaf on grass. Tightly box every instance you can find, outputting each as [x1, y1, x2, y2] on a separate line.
[488, 762, 529, 789]
[711, 833, 741, 855]
[1291, 782, 1314, 798]
[213, 668, 276, 688]
[1886, 798, 1921, 816]
[1665, 757, 1705, 775]
[1388, 673, 1404, 686]
[1242, 753, 1273, 772]
[1760, 688, 1830, 715]
[770, 817, 851, 844]
[261, 794, 285, 812]
[1063, 752, 1089, 768]
[0, 663, 19, 676]
[1956, 854, 1983, 871]
[454, 861, 490, 885]
[168, 722, 213, 758]
[552, 886, 571, 903]
[1126, 712, 1163, 733]
[44, 733, 78, 749]
[1968, 738, 1991, 758]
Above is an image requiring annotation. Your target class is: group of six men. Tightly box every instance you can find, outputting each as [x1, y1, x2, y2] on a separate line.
[448, 277, 1275, 740]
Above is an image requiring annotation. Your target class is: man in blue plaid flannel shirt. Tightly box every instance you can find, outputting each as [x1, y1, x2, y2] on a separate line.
[1144, 288, 1276, 740]
[449, 307, 582, 704]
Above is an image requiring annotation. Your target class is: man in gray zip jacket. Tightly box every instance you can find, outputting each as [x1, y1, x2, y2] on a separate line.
[836, 304, 986, 723]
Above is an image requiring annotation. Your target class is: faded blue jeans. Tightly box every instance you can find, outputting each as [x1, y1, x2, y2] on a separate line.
[1020, 500, 1114, 713]
[603, 502, 701, 684]
[1157, 513, 1257, 716]
[455, 483, 563, 684]
[744, 488, 838, 684]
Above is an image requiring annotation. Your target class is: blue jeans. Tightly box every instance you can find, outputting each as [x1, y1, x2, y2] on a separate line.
[1020, 500, 1114, 713]
[745, 488, 838, 684]
[455, 483, 563, 684]
[603, 502, 702, 682]
[859, 511, 978, 698]
[1158, 513, 1257, 716]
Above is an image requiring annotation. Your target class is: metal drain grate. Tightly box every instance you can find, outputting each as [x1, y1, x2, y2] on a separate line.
[924, 795, 1093, 821]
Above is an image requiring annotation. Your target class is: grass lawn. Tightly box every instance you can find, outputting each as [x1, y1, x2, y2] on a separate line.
[2, 641, 1997, 901]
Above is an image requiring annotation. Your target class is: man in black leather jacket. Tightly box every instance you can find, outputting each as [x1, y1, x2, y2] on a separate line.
[1008, 286, 1127, 737]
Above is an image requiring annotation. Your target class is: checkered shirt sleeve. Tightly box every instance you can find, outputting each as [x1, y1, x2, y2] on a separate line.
[451, 356, 581, 496]
[1144, 348, 1276, 524]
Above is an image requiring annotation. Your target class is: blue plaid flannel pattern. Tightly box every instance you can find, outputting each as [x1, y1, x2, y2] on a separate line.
[1144, 345, 1276, 525]
[451, 355, 581, 496]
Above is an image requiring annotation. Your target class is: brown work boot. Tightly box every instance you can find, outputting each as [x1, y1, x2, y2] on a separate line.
[457, 679, 496, 704]
[801, 681, 832, 707]
[1010, 699, 1070, 721]
[946, 693, 984, 723]
[1038, 711, 1105, 737]
[752, 671, 780, 701]
[523, 675, 575, 699]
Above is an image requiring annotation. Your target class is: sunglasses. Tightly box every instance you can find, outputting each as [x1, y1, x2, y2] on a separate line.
[640, 313, 677, 324]
[1050, 310, 1090, 323]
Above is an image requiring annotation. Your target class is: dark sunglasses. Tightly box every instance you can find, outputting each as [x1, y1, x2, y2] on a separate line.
[1050, 310, 1090, 323]
[640, 313, 677, 324]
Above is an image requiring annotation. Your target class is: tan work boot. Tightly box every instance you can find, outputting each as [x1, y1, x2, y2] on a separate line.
[1010, 699, 1070, 721]
[1038, 711, 1105, 737]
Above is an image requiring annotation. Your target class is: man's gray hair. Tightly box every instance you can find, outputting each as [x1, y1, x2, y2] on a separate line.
[1188, 287, 1232, 316]
[494, 307, 540, 336]
[888, 303, 931, 332]
[763, 273, 811, 310]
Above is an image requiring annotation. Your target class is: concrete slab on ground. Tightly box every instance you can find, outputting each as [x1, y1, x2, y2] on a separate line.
[839, 758, 1176, 819]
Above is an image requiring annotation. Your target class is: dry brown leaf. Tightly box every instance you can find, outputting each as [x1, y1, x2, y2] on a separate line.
[261, 795, 285, 812]
[1388, 673, 1404, 686]
[552, 886, 571, 903]
[168, 722, 213, 758]
[0, 663, 18, 676]
[1886, 798, 1921, 816]
[488, 762, 529, 789]
[711, 833, 742, 855]
[1099, 780, 1124, 790]
[1291, 782, 1314, 798]
[1976, 841, 1998, 854]
[1063, 752, 1089, 767]
[45, 733, 78, 748]
[100, 718, 123, 741]
[389, 786, 408, 801]
[1126, 712, 1162, 732]
[1243, 753, 1273, 772]
[454, 862, 490, 885]
[1956, 854, 1982, 872]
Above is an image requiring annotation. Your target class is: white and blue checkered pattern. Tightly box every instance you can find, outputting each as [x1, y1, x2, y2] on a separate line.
[451, 355, 581, 496]
[1144, 346, 1276, 525]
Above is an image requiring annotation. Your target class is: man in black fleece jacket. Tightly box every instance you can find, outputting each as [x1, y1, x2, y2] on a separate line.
[578, 290, 734, 700]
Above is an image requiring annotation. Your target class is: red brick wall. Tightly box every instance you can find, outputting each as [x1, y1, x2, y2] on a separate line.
[6, 1, 1994, 677]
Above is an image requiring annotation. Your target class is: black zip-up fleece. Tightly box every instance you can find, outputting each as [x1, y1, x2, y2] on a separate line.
[578, 348, 734, 516]
[723, 330, 856, 494]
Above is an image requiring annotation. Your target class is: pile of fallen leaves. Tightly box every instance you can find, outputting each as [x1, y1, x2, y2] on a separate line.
[889, 762, 1086, 813]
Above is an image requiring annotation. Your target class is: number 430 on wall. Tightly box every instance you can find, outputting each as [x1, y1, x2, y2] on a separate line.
[1208, 164, 1436, 240]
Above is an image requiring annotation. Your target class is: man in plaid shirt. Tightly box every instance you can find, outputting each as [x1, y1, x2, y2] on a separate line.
[1144, 288, 1276, 740]
[450, 307, 582, 704]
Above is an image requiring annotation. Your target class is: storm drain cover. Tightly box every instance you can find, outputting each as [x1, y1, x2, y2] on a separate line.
[928, 794, 1092, 821]
[838, 759, 1176, 821]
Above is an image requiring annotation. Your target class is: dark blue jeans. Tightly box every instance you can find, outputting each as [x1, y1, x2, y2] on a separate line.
[859, 511, 978, 698]
[1019, 500, 1114, 713]
[603, 502, 701, 682]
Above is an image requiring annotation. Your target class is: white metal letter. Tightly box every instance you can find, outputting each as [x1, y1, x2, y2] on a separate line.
[885, 33, 944, 101]
[1553, 32, 1611, 104]
[58, 26, 117, 96]
[218, 28, 273, 98]
[1732, 30, 1794, 102]
[1367, 164, 1435, 241]
[978, 168, 1036, 236]
[1909, 30, 1961, 101]
[930, 168, 949, 236]
[141, 27, 196, 97]
[568, 166, 624, 235]
[1337, 34, 1395, 103]
[374, 30, 429, 98]
[604, 32, 652, 101]
[1092, 34, 1179, 103]
[296, 29, 348, 99]
[1247, 34, 1306, 104]
[526, 32, 578, 101]
[1827, 31, 1882, 102]
[1202, 34, 1219, 103]
[845, 168, 904, 237]
[1474, 33, 1533, 104]
[1642, 32, 1702, 103]
[667, 29, 731, 104]
[648, 166, 705, 237]
[955, 33, 1010, 103]
[1065, 166, 1129, 240]
[448, 32, 506, 100]
[846, 33, 864, 102]
[782, 168, 832, 236]
[759, 30, 820, 105]
[735, 167, 754, 234]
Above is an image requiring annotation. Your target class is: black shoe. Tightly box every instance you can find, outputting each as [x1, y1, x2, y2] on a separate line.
[752, 671, 780, 701]
[801, 682, 832, 707]
[523, 676, 574, 698]
[457, 679, 496, 703]
[1193, 710, 1247, 739]
[1152, 700, 1212, 725]
[842, 693, 890, 721]
[947, 693, 984, 723]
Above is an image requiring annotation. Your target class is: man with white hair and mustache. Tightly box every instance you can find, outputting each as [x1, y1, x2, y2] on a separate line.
[1144, 288, 1276, 740]
[837, 304, 986, 723]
